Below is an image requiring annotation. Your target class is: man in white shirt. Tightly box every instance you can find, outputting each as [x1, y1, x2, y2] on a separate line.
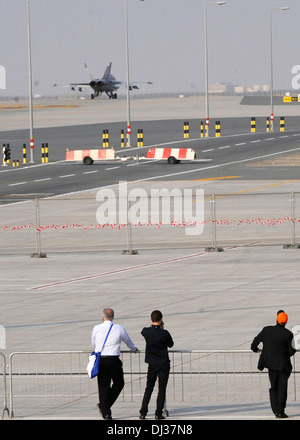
[91, 308, 138, 420]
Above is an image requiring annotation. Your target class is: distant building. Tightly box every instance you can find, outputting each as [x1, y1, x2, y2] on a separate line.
[209, 82, 270, 95]
[234, 86, 244, 94]
[208, 83, 235, 94]
[246, 84, 270, 93]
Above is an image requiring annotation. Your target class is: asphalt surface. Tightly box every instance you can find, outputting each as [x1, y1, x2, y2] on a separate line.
[1, 118, 300, 202]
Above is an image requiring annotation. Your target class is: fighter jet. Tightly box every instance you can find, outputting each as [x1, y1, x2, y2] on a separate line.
[54, 62, 152, 99]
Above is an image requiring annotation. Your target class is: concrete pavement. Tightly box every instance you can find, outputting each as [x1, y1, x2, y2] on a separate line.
[1, 178, 300, 420]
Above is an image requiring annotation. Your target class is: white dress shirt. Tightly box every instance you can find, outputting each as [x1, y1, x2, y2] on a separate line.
[91, 320, 136, 355]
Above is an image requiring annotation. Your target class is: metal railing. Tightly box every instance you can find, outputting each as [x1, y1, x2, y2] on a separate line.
[1, 349, 299, 419]
[1, 191, 300, 255]
[0, 353, 9, 418]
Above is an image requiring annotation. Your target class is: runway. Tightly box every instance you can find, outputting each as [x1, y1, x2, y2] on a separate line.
[1, 121, 300, 200]
[1, 96, 300, 198]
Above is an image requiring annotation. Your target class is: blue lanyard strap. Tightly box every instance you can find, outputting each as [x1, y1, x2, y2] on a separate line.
[101, 323, 113, 352]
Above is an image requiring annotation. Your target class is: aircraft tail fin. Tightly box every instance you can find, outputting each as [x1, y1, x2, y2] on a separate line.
[84, 63, 94, 81]
[103, 62, 112, 80]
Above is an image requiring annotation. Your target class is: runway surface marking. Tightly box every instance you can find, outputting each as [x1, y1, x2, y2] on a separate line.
[29, 242, 258, 291]
[229, 180, 300, 195]
[136, 145, 300, 183]
[1, 131, 299, 177]
[193, 176, 241, 181]
[3, 145, 300, 190]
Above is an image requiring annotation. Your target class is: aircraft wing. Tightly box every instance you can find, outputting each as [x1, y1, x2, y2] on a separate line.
[121, 81, 153, 90]
[53, 83, 92, 92]
[53, 83, 91, 87]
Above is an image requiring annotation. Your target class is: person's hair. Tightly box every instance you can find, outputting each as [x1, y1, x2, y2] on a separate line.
[102, 308, 114, 320]
[151, 310, 163, 322]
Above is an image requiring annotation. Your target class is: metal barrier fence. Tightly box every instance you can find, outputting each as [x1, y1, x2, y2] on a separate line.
[0, 352, 9, 419]
[1, 190, 300, 255]
[2, 350, 299, 419]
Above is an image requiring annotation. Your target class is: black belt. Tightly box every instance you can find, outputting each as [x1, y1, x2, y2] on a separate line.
[101, 355, 119, 358]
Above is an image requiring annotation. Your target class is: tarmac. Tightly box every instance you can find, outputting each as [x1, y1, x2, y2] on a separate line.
[1, 94, 300, 130]
[1, 96, 300, 421]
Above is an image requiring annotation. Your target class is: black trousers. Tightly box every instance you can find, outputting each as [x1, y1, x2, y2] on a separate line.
[268, 369, 291, 415]
[140, 364, 170, 417]
[97, 356, 125, 417]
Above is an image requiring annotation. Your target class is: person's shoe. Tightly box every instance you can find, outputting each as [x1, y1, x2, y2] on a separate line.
[97, 404, 112, 420]
[97, 403, 103, 418]
[139, 413, 146, 419]
[104, 414, 113, 420]
[155, 415, 166, 420]
[276, 413, 288, 419]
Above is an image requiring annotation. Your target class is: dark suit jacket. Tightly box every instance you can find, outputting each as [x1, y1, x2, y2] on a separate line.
[251, 324, 296, 372]
[141, 325, 174, 367]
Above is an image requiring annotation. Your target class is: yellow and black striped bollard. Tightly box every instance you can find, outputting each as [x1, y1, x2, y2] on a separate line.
[200, 121, 204, 138]
[23, 144, 27, 164]
[280, 117, 285, 132]
[121, 129, 125, 148]
[215, 121, 221, 137]
[42, 143, 45, 163]
[137, 129, 144, 147]
[266, 117, 270, 133]
[103, 129, 109, 148]
[251, 117, 256, 133]
[45, 143, 49, 163]
[184, 121, 189, 138]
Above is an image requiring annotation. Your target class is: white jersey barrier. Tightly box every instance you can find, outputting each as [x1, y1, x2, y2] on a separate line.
[66, 148, 115, 165]
[146, 147, 196, 164]
[65, 146, 209, 166]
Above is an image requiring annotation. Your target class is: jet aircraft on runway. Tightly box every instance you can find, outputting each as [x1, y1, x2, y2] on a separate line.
[54, 62, 152, 99]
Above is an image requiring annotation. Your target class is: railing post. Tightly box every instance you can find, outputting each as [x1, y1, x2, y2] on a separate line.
[30, 197, 47, 258]
[205, 194, 224, 252]
[284, 191, 300, 249]
[1, 353, 9, 419]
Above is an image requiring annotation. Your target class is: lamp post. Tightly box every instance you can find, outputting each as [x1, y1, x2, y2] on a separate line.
[270, 6, 289, 132]
[125, 0, 144, 148]
[26, 0, 34, 162]
[204, 1, 226, 138]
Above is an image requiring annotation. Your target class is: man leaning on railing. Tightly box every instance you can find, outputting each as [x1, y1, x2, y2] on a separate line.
[251, 310, 296, 419]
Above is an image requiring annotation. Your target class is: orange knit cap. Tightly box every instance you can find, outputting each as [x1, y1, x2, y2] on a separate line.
[277, 312, 288, 325]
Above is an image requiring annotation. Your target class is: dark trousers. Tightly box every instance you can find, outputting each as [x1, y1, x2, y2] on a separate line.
[97, 356, 125, 417]
[140, 364, 170, 417]
[268, 369, 290, 415]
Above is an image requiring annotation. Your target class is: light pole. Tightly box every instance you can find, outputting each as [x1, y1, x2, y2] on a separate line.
[27, 0, 34, 162]
[204, 1, 226, 138]
[270, 6, 289, 132]
[125, 0, 144, 147]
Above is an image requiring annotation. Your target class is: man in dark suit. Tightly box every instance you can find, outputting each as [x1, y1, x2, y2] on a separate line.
[139, 310, 174, 420]
[251, 310, 296, 418]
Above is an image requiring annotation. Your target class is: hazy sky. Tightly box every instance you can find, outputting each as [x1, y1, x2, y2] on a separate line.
[1, 0, 300, 97]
